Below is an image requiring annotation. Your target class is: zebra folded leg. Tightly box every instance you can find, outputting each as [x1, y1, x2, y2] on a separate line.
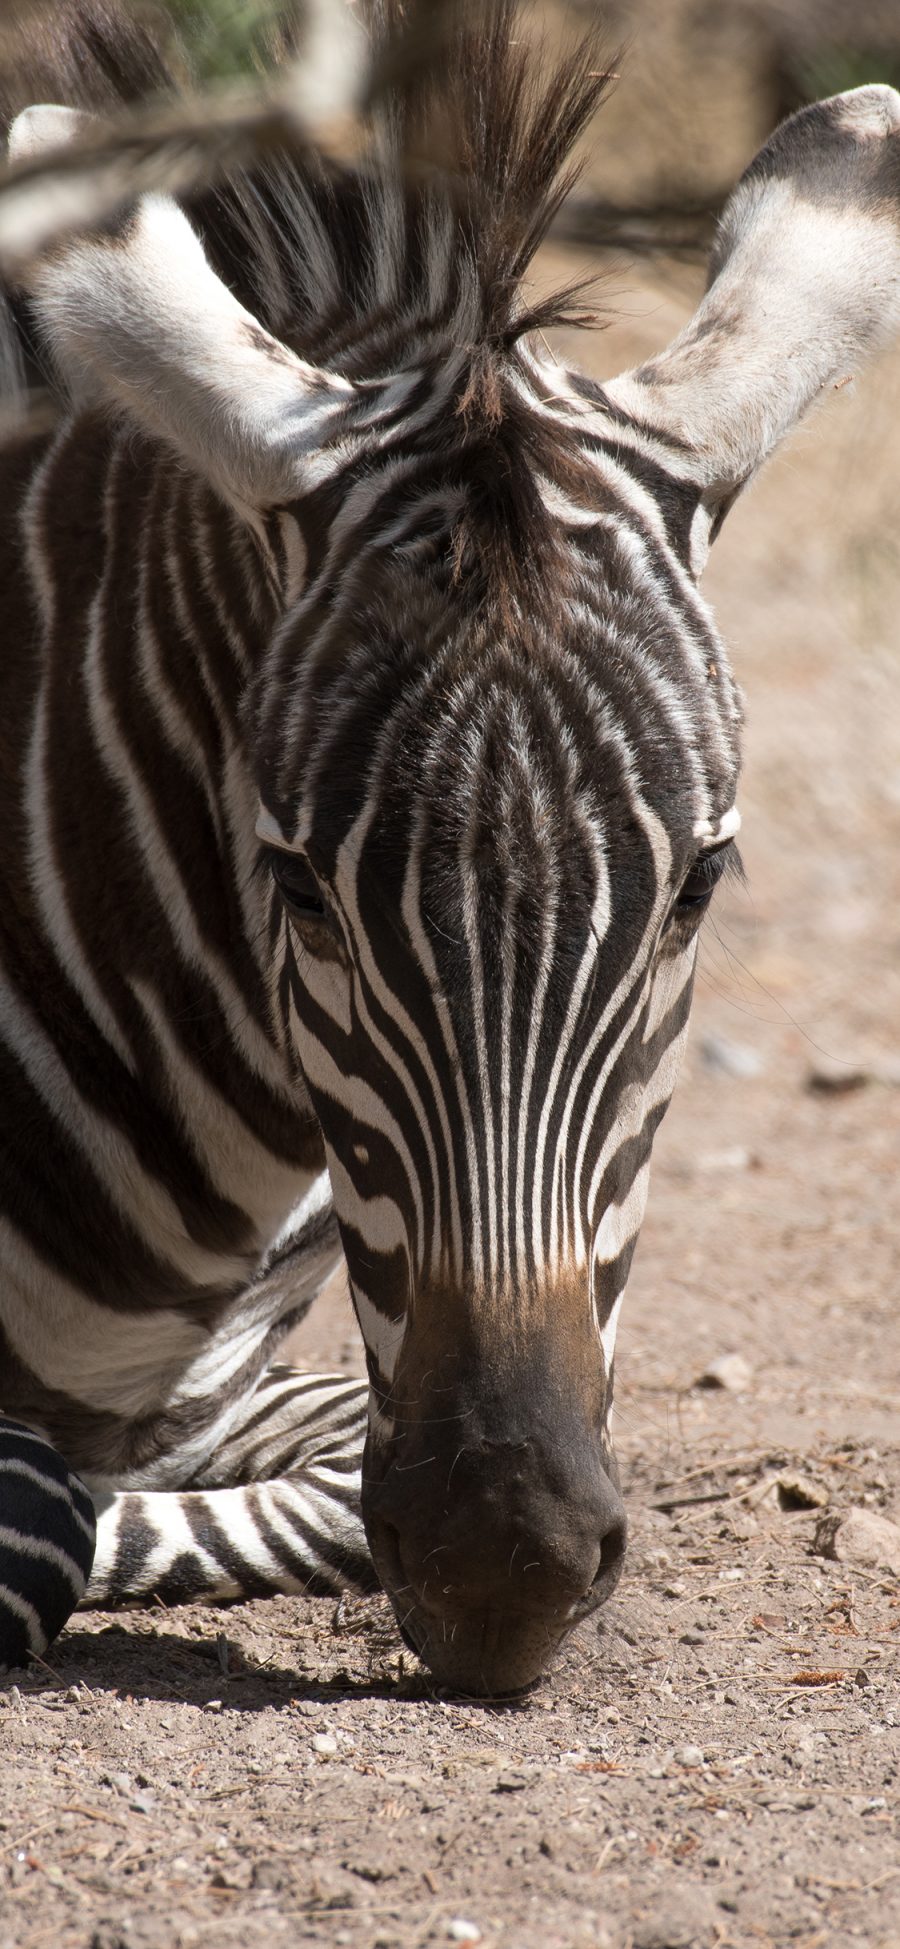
[0, 1418, 97, 1671]
[87, 1368, 377, 1609]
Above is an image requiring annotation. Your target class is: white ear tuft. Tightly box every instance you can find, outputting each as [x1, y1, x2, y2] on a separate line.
[12, 103, 352, 511]
[604, 85, 900, 562]
[8, 104, 93, 163]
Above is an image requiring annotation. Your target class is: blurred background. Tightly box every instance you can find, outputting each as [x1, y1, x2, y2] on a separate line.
[5, 0, 900, 255]
[126, 0, 900, 241]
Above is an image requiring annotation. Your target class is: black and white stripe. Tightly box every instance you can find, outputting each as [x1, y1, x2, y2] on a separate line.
[0, 1421, 96, 1669]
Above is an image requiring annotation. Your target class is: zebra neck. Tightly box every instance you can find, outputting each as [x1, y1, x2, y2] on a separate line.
[0, 412, 329, 1333]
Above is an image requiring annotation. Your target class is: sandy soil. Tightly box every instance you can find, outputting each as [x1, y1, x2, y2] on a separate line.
[1, 252, 898, 1949]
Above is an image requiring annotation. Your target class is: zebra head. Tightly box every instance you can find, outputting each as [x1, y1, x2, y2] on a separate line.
[16, 52, 900, 1691]
[252, 564, 742, 1690]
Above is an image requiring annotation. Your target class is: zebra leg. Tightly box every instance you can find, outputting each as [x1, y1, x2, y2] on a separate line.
[87, 1368, 377, 1608]
[0, 1418, 96, 1670]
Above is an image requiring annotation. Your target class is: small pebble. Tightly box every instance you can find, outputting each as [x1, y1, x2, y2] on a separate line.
[698, 1353, 752, 1393]
[447, 1923, 481, 1944]
[675, 1743, 705, 1768]
[312, 1732, 339, 1757]
[700, 1033, 765, 1079]
[806, 1060, 869, 1094]
[251, 1860, 285, 1891]
[697, 1145, 755, 1172]
[771, 1469, 828, 1510]
[815, 1506, 900, 1575]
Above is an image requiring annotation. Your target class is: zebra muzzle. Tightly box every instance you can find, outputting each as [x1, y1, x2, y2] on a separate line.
[362, 1384, 627, 1696]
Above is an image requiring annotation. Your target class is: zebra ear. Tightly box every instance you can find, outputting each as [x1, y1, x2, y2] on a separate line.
[8, 104, 350, 511]
[605, 86, 900, 572]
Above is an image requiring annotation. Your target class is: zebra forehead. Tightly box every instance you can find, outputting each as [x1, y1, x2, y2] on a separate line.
[255, 448, 743, 833]
[258, 626, 738, 877]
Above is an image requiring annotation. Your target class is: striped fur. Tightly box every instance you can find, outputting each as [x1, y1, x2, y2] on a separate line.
[2, 4, 899, 1689]
[0, 1420, 96, 1669]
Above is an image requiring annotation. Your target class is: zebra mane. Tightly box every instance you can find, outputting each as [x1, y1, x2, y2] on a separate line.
[0, 1, 612, 406]
[205, 0, 613, 387]
[0, 0, 168, 121]
[209, 1, 615, 608]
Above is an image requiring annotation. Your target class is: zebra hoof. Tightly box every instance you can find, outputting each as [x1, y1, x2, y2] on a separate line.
[0, 1420, 96, 1672]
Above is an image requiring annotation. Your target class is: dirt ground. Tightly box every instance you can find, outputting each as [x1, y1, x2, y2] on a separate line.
[2, 241, 899, 1949]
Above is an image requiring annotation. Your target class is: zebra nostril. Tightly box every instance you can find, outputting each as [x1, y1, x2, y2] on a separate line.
[397, 1617, 422, 1656]
[591, 1516, 627, 1596]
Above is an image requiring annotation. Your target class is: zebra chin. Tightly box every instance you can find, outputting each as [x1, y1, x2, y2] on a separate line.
[360, 1350, 628, 1696]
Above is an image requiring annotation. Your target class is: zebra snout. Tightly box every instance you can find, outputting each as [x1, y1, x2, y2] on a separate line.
[364, 1427, 628, 1695]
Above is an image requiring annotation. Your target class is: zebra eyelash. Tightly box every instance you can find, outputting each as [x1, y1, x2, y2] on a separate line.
[675, 838, 744, 913]
[257, 838, 348, 943]
[275, 859, 327, 921]
[258, 844, 329, 921]
[710, 837, 745, 889]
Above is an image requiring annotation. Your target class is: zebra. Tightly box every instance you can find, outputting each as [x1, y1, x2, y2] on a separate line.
[1, 0, 899, 1695]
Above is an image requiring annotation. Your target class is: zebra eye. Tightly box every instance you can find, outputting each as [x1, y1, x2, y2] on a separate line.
[676, 842, 733, 912]
[267, 849, 327, 919]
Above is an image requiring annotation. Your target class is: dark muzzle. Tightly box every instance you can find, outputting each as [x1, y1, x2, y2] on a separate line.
[364, 1390, 627, 1695]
